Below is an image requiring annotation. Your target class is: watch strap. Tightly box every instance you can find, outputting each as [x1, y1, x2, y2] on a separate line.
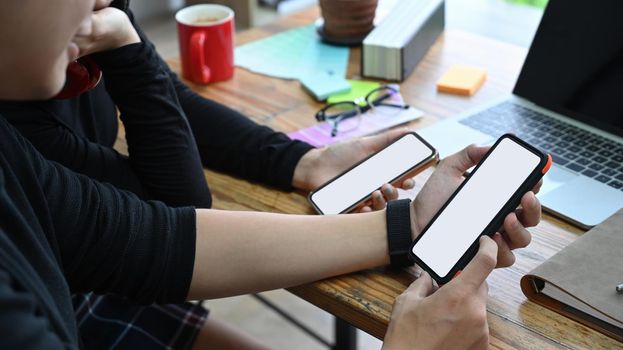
[386, 198, 413, 267]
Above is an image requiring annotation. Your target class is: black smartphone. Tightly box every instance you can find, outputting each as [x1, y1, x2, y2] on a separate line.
[409, 134, 551, 284]
[308, 132, 438, 215]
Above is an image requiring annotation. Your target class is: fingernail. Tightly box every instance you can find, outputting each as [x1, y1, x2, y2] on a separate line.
[382, 187, 393, 195]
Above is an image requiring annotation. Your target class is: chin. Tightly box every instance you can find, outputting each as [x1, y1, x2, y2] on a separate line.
[2, 73, 64, 101]
[26, 69, 67, 100]
[0, 54, 66, 100]
[37, 57, 71, 99]
[42, 80, 65, 99]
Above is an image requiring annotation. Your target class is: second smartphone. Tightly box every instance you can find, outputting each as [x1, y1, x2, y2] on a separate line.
[409, 134, 551, 284]
[308, 132, 438, 215]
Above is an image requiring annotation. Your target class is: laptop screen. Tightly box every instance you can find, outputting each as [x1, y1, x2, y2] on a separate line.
[513, 0, 623, 138]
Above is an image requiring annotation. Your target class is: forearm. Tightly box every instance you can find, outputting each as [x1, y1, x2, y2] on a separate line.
[175, 80, 314, 189]
[188, 209, 388, 299]
[127, 13, 314, 190]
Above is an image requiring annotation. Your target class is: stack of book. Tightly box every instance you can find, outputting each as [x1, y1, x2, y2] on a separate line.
[362, 0, 445, 81]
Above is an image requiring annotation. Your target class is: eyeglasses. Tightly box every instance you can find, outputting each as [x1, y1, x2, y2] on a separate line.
[315, 84, 410, 137]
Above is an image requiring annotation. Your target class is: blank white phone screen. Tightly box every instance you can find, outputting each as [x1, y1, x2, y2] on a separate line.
[311, 134, 433, 215]
[411, 138, 541, 278]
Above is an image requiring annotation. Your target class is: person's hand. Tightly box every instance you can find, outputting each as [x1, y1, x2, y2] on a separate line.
[293, 128, 417, 212]
[72, 3, 140, 57]
[410, 145, 543, 267]
[382, 236, 497, 350]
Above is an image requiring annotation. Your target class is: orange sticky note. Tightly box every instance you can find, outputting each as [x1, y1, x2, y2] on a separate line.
[436, 65, 487, 96]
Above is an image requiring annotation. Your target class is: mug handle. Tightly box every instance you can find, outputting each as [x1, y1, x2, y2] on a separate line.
[190, 31, 211, 84]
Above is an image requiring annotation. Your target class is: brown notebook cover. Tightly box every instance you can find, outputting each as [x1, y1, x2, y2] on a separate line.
[521, 209, 623, 342]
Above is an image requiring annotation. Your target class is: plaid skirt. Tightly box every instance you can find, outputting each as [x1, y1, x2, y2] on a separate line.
[73, 293, 209, 350]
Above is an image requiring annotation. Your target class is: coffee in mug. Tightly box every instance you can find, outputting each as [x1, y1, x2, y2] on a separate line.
[192, 16, 220, 25]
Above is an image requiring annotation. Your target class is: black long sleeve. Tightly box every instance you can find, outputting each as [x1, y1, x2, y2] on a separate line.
[92, 42, 212, 207]
[0, 11, 315, 210]
[0, 117, 196, 347]
[0, 270, 76, 349]
[0, 97, 152, 198]
[174, 78, 315, 189]
[132, 18, 315, 190]
[0, 40, 213, 208]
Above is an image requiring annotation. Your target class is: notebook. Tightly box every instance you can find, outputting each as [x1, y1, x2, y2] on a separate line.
[235, 25, 350, 100]
[326, 80, 381, 106]
[521, 208, 623, 342]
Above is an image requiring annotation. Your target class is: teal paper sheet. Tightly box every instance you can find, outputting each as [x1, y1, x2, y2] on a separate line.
[235, 25, 350, 99]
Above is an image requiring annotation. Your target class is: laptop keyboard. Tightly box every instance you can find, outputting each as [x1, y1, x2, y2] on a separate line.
[459, 101, 623, 191]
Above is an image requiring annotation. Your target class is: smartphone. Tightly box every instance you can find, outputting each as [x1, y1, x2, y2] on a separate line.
[409, 134, 552, 284]
[308, 132, 438, 215]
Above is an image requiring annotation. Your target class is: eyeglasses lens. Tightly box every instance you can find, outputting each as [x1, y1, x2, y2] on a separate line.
[366, 87, 407, 116]
[323, 103, 362, 136]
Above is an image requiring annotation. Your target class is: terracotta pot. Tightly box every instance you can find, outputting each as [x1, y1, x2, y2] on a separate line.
[319, 0, 379, 39]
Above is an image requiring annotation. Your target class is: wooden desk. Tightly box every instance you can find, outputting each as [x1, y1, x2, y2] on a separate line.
[162, 7, 620, 350]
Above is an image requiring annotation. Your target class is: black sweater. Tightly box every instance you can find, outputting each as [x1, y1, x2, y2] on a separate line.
[0, 116, 196, 348]
[0, 14, 313, 208]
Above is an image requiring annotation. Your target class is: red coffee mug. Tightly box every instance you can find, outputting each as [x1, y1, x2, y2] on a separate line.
[176, 4, 235, 84]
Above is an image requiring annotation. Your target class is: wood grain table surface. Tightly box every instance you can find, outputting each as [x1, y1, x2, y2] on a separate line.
[129, 6, 621, 350]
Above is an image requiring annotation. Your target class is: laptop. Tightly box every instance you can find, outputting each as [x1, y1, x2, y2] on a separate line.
[418, 0, 623, 229]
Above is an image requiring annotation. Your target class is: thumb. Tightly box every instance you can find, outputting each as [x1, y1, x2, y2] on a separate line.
[453, 236, 497, 290]
[404, 271, 434, 299]
[360, 128, 411, 152]
[442, 145, 490, 175]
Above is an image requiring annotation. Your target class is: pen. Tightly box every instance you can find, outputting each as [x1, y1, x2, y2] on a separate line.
[617, 284, 623, 293]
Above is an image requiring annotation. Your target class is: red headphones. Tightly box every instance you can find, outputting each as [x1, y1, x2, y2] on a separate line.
[54, 56, 102, 99]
